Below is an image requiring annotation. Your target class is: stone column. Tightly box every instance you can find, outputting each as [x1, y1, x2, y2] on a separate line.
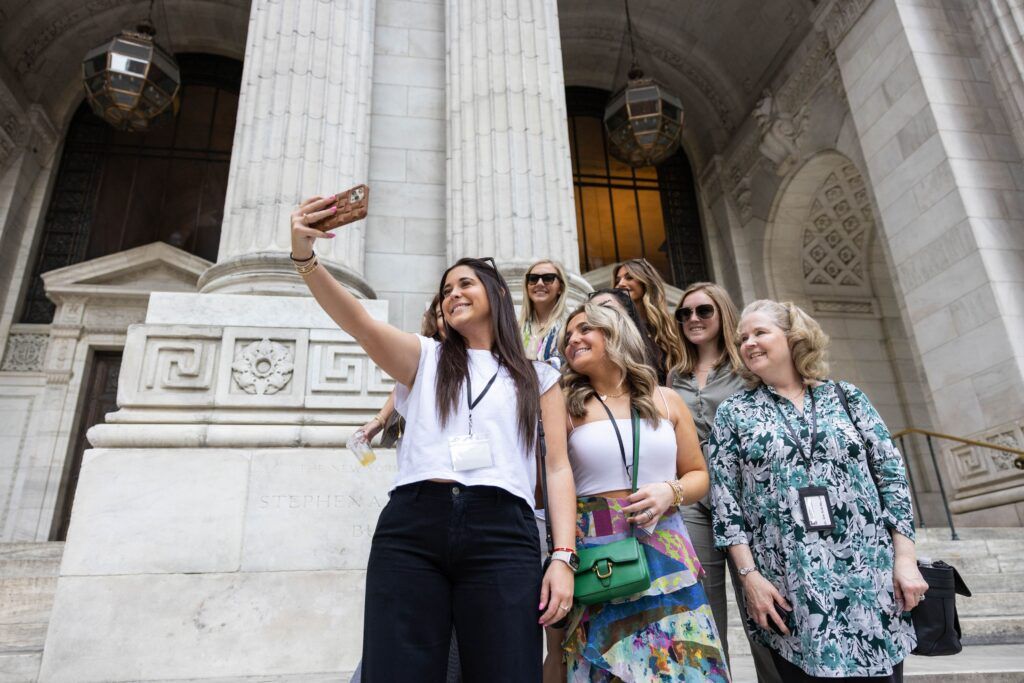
[968, 0, 1024, 159]
[199, 0, 377, 297]
[831, 0, 1024, 521]
[445, 0, 589, 299]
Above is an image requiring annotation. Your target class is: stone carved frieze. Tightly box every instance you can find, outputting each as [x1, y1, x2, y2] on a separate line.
[819, 0, 874, 50]
[950, 423, 1024, 494]
[802, 163, 872, 290]
[142, 340, 217, 392]
[0, 333, 49, 372]
[231, 338, 295, 396]
[753, 90, 808, 177]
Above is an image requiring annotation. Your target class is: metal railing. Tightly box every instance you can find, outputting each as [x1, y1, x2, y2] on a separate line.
[891, 427, 1024, 542]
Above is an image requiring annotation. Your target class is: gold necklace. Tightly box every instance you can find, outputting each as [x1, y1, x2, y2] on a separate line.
[597, 389, 628, 401]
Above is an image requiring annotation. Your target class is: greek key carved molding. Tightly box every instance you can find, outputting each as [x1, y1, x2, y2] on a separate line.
[950, 422, 1024, 492]
[142, 340, 217, 392]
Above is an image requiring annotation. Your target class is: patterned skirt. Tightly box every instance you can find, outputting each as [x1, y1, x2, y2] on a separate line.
[563, 496, 730, 682]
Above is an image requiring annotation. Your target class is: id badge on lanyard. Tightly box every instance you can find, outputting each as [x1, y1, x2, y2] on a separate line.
[772, 388, 835, 533]
[447, 369, 498, 472]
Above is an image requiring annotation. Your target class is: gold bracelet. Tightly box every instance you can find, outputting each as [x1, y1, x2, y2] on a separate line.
[295, 257, 319, 275]
[667, 479, 685, 507]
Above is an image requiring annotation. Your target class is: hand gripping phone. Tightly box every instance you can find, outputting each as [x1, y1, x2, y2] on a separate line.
[309, 184, 369, 232]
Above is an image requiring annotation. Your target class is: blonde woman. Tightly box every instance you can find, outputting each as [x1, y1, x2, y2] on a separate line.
[520, 259, 568, 369]
[560, 302, 729, 682]
[612, 258, 683, 384]
[708, 300, 927, 682]
[668, 283, 781, 682]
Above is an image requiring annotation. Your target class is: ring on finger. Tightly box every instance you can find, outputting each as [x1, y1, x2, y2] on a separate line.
[645, 509, 654, 522]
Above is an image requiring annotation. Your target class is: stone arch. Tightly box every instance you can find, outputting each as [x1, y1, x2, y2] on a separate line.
[765, 151, 932, 437]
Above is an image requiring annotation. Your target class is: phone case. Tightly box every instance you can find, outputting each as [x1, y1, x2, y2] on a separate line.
[310, 184, 369, 232]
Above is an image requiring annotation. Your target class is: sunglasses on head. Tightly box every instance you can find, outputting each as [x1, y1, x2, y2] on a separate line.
[675, 304, 716, 323]
[527, 273, 560, 285]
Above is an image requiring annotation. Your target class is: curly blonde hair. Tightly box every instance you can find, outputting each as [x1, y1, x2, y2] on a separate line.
[736, 299, 830, 387]
[611, 259, 684, 373]
[560, 302, 661, 425]
[673, 281, 744, 375]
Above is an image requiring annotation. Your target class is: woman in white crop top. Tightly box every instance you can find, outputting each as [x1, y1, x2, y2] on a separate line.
[291, 199, 577, 682]
[556, 301, 730, 682]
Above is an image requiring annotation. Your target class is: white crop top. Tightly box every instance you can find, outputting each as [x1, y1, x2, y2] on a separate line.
[393, 335, 561, 506]
[568, 399, 678, 496]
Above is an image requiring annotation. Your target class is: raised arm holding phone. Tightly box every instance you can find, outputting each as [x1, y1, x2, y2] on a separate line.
[290, 192, 577, 682]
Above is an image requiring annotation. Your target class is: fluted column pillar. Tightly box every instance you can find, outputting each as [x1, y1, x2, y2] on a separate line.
[969, 0, 1024, 159]
[445, 0, 588, 300]
[199, 0, 376, 297]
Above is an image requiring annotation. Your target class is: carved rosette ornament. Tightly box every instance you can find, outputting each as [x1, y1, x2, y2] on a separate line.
[231, 338, 294, 395]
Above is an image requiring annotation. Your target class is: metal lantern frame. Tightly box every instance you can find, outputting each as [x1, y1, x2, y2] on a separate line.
[82, 23, 181, 132]
[603, 1, 685, 167]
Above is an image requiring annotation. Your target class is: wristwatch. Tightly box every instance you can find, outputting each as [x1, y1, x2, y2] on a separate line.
[737, 565, 759, 577]
[550, 549, 580, 572]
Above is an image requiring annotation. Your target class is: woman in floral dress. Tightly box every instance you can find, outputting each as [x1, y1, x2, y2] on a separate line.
[707, 299, 928, 682]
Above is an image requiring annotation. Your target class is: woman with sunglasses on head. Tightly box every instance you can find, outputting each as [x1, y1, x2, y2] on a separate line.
[611, 259, 684, 385]
[291, 196, 578, 682]
[708, 300, 925, 682]
[668, 282, 782, 683]
[558, 301, 730, 682]
[520, 260, 569, 370]
[586, 288, 660, 372]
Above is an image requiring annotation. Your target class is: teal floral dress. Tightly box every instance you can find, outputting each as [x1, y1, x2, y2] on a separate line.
[707, 381, 916, 678]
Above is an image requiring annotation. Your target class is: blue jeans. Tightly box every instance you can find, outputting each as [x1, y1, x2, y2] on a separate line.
[361, 481, 542, 682]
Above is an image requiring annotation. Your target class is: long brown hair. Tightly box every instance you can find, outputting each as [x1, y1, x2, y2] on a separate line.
[612, 259, 684, 374]
[436, 258, 540, 447]
[674, 281, 743, 375]
[560, 303, 661, 426]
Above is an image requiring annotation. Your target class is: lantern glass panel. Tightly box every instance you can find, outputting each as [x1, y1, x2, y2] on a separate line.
[632, 115, 659, 132]
[112, 39, 151, 61]
[151, 51, 180, 83]
[626, 86, 658, 102]
[148, 63, 177, 96]
[629, 98, 659, 117]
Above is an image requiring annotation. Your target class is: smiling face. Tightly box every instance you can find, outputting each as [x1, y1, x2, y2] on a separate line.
[526, 262, 562, 307]
[738, 311, 792, 380]
[441, 265, 491, 333]
[679, 290, 721, 349]
[614, 266, 645, 303]
[564, 311, 607, 375]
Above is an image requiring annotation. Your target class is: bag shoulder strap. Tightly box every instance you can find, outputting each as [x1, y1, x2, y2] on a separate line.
[536, 418, 554, 555]
[630, 408, 640, 493]
[834, 381, 884, 504]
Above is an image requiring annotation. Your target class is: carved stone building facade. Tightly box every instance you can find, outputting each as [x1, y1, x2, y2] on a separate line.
[0, 0, 1022, 679]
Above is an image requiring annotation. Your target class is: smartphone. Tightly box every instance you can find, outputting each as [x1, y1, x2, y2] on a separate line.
[309, 184, 369, 232]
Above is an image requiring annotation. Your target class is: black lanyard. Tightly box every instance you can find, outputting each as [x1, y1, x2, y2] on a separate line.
[769, 386, 817, 470]
[466, 369, 499, 435]
[594, 395, 634, 482]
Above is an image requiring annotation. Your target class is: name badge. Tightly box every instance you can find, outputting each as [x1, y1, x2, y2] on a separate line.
[797, 486, 834, 532]
[448, 434, 494, 471]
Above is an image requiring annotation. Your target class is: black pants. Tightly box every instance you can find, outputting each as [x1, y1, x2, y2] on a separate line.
[771, 652, 904, 682]
[361, 481, 542, 683]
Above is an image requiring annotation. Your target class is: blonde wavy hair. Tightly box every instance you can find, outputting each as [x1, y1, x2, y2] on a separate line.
[560, 302, 661, 425]
[519, 260, 568, 346]
[674, 282, 743, 375]
[611, 259, 684, 372]
[737, 299, 830, 387]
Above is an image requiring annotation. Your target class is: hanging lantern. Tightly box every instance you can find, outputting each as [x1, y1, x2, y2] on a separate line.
[82, 21, 180, 132]
[603, 1, 684, 167]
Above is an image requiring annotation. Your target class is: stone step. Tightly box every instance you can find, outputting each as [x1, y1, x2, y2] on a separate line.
[0, 651, 41, 683]
[0, 577, 57, 626]
[916, 528, 1024, 542]
[728, 643, 1024, 683]
[0, 623, 47, 653]
[0, 544, 62, 580]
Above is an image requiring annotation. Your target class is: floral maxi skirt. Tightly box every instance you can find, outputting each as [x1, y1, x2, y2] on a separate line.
[564, 496, 730, 682]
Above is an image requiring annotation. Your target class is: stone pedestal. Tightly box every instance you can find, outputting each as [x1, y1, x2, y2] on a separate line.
[444, 0, 589, 299]
[38, 292, 395, 681]
[200, 0, 377, 297]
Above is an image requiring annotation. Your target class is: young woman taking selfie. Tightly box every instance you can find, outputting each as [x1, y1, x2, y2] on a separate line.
[290, 195, 578, 682]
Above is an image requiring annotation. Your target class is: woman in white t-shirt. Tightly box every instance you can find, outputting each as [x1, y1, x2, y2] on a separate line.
[290, 196, 577, 682]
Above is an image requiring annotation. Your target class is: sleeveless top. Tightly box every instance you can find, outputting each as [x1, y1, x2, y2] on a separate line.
[567, 391, 677, 496]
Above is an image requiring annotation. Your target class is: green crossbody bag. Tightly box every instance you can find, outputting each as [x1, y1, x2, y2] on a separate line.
[574, 406, 652, 606]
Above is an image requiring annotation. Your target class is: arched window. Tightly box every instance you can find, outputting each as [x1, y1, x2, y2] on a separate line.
[19, 53, 241, 323]
[567, 86, 708, 288]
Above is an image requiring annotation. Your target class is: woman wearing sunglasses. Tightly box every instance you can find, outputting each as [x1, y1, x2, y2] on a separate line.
[558, 301, 729, 682]
[290, 196, 578, 682]
[520, 260, 569, 369]
[668, 282, 781, 683]
[611, 258, 684, 384]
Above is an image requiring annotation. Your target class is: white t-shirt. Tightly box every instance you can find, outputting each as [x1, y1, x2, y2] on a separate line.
[393, 335, 561, 506]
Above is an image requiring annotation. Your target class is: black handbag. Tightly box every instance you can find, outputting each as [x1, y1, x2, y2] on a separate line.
[835, 382, 970, 657]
